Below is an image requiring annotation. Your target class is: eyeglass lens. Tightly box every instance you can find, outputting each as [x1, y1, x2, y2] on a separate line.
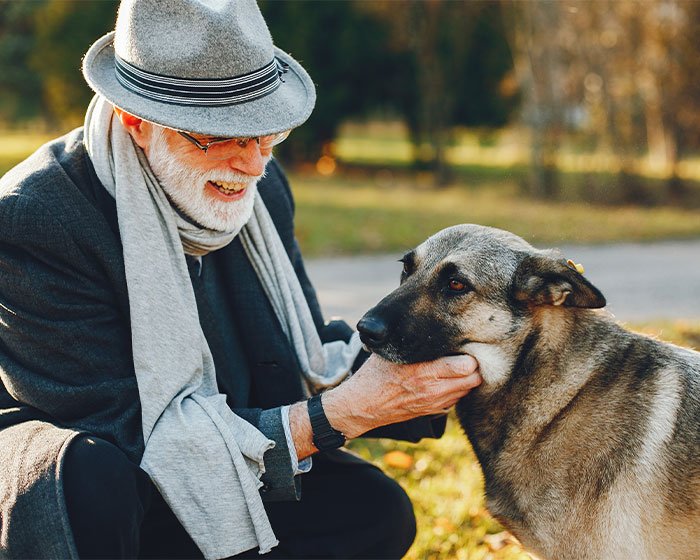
[193, 131, 290, 160]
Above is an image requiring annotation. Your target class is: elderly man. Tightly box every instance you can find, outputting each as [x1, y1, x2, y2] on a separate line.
[0, 1, 480, 559]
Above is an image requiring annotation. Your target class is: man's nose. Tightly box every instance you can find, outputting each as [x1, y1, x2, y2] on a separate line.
[226, 140, 269, 177]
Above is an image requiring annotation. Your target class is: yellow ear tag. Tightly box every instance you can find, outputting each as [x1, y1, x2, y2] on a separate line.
[566, 259, 585, 274]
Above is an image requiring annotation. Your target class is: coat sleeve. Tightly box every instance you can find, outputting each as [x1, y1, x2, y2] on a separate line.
[0, 190, 145, 462]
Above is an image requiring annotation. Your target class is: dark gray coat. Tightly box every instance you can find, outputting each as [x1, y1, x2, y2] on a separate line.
[0, 129, 444, 559]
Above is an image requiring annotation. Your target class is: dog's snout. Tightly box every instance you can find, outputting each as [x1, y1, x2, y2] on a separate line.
[357, 315, 389, 347]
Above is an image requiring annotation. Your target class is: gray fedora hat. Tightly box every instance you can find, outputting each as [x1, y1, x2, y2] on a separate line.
[82, 0, 316, 138]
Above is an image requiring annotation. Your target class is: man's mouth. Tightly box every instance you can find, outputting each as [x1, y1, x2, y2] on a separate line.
[207, 180, 248, 197]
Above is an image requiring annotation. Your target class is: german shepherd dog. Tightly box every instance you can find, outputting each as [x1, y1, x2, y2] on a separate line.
[357, 224, 700, 560]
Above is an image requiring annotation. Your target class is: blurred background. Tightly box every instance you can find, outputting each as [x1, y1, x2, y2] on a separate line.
[1, 2, 699, 559]
[3, 0, 700, 255]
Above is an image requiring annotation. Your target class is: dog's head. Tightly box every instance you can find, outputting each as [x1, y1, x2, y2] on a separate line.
[357, 225, 606, 381]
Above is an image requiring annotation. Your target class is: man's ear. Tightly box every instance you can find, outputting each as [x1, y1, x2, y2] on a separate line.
[512, 254, 606, 308]
[113, 107, 150, 150]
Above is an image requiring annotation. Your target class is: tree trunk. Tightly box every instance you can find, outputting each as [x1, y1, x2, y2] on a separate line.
[508, 1, 562, 199]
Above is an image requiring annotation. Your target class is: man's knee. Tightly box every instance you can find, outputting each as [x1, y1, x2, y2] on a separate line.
[358, 467, 417, 559]
[62, 435, 152, 558]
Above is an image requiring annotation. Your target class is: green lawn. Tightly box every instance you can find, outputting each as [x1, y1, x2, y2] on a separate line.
[348, 321, 700, 560]
[3, 130, 700, 257]
[290, 171, 700, 257]
[0, 131, 55, 178]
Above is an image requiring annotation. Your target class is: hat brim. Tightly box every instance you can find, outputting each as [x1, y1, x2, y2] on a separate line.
[82, 32, 316, 138]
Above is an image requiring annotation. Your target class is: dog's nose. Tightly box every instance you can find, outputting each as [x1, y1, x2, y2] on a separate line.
[357, 315, 389, 347]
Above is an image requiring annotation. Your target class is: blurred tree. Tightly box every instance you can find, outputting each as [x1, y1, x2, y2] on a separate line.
[260, 0, 404, 164]
[263, 0, 517, 181]
[506, 0, 700, 203]
[507, 1, 646, 200]
[360, 0, 518, 185]
[639, 0, 700, 197]
[30, 0, 118, 129]
[456, 3, 518, 129]
[506, 1, 568, 199]
[0, 0, 117, 128]
[0, 1, 45, 125]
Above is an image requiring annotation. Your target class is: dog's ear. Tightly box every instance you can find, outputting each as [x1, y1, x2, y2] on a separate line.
[512, 254, 606, 308]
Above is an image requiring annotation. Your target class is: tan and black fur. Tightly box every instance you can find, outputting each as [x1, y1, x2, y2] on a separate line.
[357, 224, 700, 560]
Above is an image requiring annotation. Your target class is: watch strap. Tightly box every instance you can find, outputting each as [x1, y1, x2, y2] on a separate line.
[307, 394, 346, 451]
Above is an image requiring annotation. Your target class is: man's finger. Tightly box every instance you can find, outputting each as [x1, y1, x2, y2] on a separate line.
[443, 372, 483, 399]
[435, 354, 479, 377]
[462, 372, 482, 389]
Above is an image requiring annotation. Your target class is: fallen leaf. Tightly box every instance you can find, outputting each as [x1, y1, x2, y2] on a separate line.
[482, 531, 521, 552]
[383, 450, 413, 469]
[434, 517, 456, 533]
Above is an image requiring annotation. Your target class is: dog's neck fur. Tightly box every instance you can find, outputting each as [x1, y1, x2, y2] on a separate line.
[463, 306, 601, 389]
[455, 305, 700, 560]
[458, 305, 614, 454]
[457, 306, 653, 554]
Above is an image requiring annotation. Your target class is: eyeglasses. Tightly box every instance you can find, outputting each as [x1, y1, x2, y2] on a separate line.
[177, 129, 291, 160]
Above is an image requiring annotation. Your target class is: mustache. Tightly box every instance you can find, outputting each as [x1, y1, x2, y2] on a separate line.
[199, 158, 270, 185]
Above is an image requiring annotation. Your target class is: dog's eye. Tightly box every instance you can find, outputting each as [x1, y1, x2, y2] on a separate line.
[448, 279, 468, 292]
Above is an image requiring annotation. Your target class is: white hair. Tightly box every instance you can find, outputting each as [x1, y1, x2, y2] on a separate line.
[146, 125, 269, 233]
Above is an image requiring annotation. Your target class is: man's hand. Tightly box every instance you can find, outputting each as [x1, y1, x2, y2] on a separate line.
[324, 354, 481, 438]
[289, 354, 481, 460]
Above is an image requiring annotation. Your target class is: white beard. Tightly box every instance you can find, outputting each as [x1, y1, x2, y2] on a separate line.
[146, 126, 269, 233]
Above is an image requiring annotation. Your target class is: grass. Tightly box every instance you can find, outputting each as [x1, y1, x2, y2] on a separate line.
[335, 121, 700, 182]
[290, 171, 700, 257]
[347, 321, 700, 560]
[3, 130, 700, 257]
[0, 130, 55, 178]
[349, 417, 529, 560]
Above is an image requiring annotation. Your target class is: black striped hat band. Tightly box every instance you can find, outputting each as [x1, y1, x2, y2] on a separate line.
[114, 55, 288, 107]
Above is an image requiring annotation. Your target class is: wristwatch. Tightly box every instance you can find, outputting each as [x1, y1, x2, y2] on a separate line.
[307, 394, 346, 451]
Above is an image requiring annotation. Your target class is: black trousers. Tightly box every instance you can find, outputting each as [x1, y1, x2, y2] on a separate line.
[63, 435, 417, 559]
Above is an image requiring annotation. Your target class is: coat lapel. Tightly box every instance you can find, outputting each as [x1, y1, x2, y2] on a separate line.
[212, 239, 305, 408]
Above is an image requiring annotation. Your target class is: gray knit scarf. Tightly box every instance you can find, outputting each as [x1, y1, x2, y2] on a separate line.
[83, 95, 361, 559]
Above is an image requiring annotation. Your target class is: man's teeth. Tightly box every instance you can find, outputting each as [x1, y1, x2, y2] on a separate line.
[211, 180, 247, 193]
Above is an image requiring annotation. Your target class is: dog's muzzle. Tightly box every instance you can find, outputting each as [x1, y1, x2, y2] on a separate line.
[357, 315, 388, 348]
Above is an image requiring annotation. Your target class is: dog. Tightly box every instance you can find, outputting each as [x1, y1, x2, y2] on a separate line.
[357, 224, 700, 560]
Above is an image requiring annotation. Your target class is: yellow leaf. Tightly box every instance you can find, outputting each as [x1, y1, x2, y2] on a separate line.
[434, 517, 456, 532]
[383, 450, 413, 469]
[482, 531, 522, 552]
[566, 259, 585, 274]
